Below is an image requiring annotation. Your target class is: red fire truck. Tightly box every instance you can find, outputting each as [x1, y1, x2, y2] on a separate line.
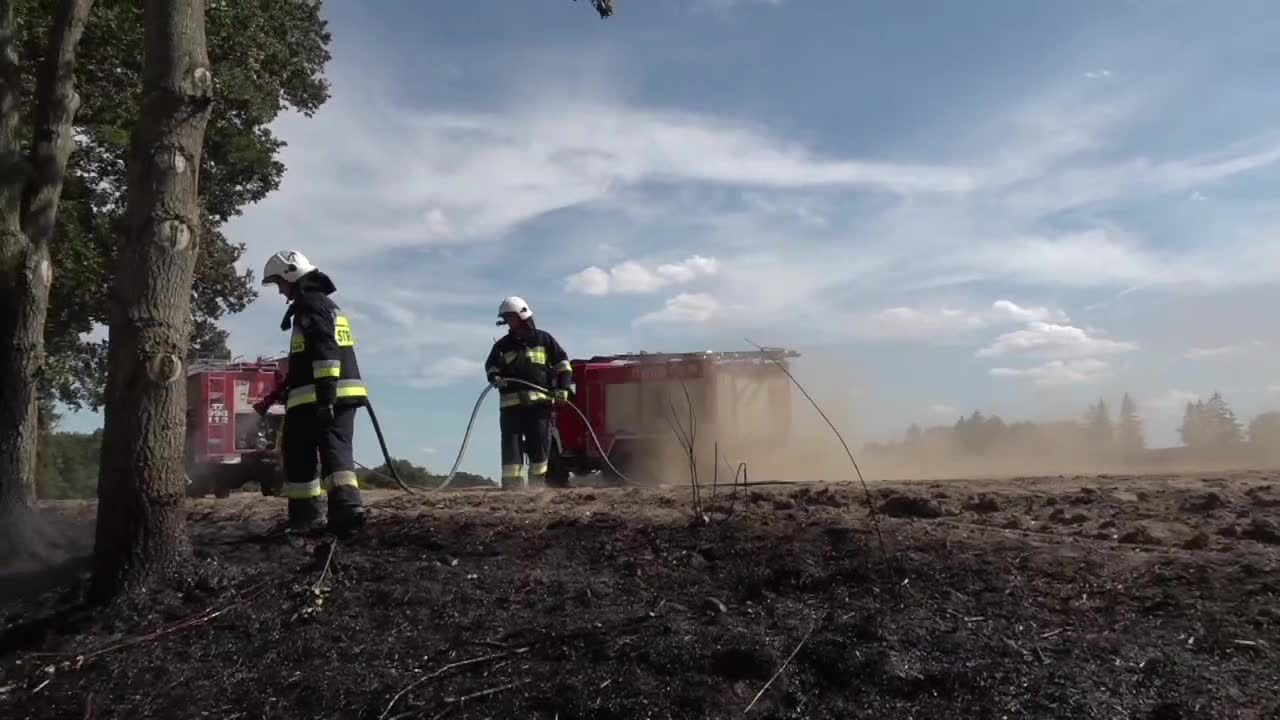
[184, 354, 289, 498]
[548, 348, 800, 485]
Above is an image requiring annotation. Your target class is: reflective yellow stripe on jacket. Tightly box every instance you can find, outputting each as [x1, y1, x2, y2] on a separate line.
[502, 347, 547, 366]
[499, 389, 551, 408]
[287, 379, 369, 409]
[312, 359, 341, 379]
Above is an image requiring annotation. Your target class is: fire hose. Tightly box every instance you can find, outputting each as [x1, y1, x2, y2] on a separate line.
[358, 376, 633, 493]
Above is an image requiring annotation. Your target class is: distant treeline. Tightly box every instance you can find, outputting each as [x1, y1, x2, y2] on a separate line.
[865, 392, 1280, 476]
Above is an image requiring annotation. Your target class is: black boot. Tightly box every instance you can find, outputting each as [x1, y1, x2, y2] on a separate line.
[327, 486, 366, 537]
[287, 497, 326, 535]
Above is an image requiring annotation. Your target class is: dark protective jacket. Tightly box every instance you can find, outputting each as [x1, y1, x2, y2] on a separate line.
[484, 325, 572, 410]
[279, 270, 367, 410]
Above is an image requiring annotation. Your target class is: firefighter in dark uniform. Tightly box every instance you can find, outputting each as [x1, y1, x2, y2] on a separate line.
[261, 250, 368, 535]
[485, 296, 573, 490]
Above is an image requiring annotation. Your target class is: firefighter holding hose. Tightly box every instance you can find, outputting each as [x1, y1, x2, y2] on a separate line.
[261, 249, 369, 535]
[485, 296, 573, 490]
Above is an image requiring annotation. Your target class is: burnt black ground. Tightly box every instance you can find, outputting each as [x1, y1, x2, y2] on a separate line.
[2, 471, 1279, 719]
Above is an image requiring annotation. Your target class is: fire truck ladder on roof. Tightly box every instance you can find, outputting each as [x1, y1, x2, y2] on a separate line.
[186, 353, 285, 377]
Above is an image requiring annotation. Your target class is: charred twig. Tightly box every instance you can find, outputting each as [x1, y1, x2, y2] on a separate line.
[380, 650, 526, 720]
[66, 581, 271, 665]
[744, 338, 890, 565]
[315, 540, 336, 591]
[429, 680, 532, 719]
[293, 541, 338, 621]
[744, 624, 816, 714]
[667, 386, 705, 522]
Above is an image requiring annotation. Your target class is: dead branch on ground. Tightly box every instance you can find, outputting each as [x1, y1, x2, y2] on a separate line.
[428, 680, 532, 719]
[380, 650, 527, 720]
[743, 624, 817, 714]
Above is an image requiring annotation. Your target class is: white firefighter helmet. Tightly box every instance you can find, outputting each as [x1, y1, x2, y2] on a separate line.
[261, 250, 317, 285]
[496, 296, 533, 324]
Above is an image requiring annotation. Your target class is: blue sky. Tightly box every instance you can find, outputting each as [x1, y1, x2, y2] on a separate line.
[63, 0, 1280, 475]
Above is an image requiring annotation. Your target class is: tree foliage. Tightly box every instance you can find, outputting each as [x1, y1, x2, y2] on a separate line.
[1179, 392, 1243, 451]
[38, 426, 101, 499]
[1084, 399, 1115, 453]
[357, 457, 493, 490]
[14, 0, 333, 410]
[1248, 411, 1280, 450]
[1116, 393, 1145, 455]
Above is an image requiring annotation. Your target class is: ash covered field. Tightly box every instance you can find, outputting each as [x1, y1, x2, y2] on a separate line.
[2, 472, 1279, 719]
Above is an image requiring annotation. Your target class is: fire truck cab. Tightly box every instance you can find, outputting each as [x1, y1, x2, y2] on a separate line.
[184, 355, 289, 498]
[549, 348, 800, 485]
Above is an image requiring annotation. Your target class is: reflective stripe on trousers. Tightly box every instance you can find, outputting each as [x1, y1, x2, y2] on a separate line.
[287, 379, 368, 408]
[284, 479, 323, 499]
[528, 461, 548, 477]
[323, 470, 359, 491]
[502, 464, 524, 480]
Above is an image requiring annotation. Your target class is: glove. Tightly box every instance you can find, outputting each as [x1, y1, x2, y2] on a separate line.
[490, 377, 508, 389]
[316, 403, 335, 425]
[553, 389, 569, 402]
[252, 399, 270, 416]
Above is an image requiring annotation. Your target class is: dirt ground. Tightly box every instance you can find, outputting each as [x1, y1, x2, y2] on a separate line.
[2, 470, 1279, 719]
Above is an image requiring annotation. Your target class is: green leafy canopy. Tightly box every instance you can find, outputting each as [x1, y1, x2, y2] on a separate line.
[16, 0, 333, 411]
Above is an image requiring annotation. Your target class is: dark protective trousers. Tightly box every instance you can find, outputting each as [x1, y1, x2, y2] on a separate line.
[500, 404, 551, 489]
[283, 403, 363, 527]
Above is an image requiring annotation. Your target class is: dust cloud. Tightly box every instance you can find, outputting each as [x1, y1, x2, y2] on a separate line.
[0, 506, 94, 604]
[617, 354, 1280, 489]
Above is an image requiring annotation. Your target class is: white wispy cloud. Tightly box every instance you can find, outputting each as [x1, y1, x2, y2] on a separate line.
[842, 299, 1072, 343]
[1184, 341, 1265, 359]
[405, 357, 483, 389]
[926, 404, 958, 418]
[850, 306, 989, 341]
[565, 255, 720, 296]
[1083, 69, 1113, 79]
[249, 89, 977, 266]
[1146, 389, 1201, 412]
[989, 358, 1111, 386]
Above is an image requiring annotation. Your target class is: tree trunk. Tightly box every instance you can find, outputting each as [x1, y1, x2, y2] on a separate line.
[0, 0, 94, 567]
[91, 0, 211, 602]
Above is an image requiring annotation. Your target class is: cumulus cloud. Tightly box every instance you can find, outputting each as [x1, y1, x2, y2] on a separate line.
[991, 299, 1069, 324]
[989, 358, 1110, 386]
[633, 293, 723, 325]
[566, 255, 720, 296]
[977, 322, 1138, 359]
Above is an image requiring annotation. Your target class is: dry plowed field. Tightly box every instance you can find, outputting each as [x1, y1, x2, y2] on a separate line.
[2, 471, 1279, 719]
